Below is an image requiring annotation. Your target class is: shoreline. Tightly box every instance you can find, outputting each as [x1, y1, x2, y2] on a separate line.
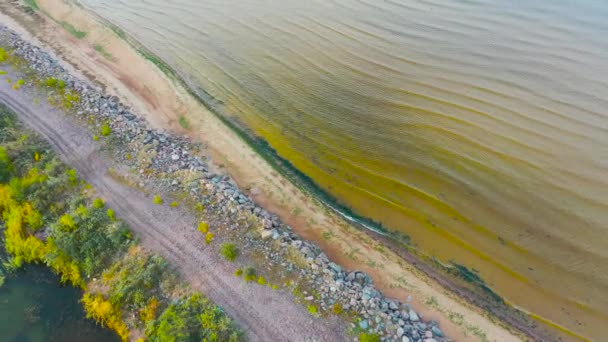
[0, 1, 560, 341]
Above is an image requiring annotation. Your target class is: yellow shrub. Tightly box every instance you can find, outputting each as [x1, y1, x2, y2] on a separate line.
[204, 232, 214, 244]
[140, 297, 159, 322]
[82, 293, 129, 341]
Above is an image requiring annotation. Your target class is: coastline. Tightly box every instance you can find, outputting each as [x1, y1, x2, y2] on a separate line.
[0, 1, 560, 341]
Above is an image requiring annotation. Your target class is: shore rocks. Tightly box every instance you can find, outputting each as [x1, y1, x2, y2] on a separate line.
[0, 24, 447, 342]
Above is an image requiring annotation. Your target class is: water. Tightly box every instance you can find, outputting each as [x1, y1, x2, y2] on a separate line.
[79, 0, 608, 338]
[0, 264, 119, 342]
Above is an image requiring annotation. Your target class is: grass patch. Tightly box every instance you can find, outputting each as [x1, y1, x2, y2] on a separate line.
[24, 0, 39, 11]
[60, 21, 87, 39]
[178, 116, 189, 130]
[93, 44, 114, 61]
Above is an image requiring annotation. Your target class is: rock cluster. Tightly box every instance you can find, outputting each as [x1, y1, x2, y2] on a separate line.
[0, 25, 446, 342]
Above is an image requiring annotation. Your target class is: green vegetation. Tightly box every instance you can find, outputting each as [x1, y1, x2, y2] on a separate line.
[0, 106, 241, 341]
[220, 243, 239, 261]
[169, 201, 178, 207]
[332, 303, 343, 315]
[93, 198, 104, 208]
[0, 48, 8, 62]
[256, 276, 266, 286]
[100, 123, 111, 137]
[234, 268, 242, 277]
[359, 332, 380, 342]
[197, 221, 208, 233]
[307, 305, 318, 315]
[178, 116, 189, 129]
[24, 0, 39, 11]
[204, 232, 214, 244]
[92, 135, 99, 141]
[145, 293, 241, 342]
[93, 44, 114, 61]
[153, 195, 163, 205]
[60, 21, 87, 39]
[243, 267, 256, 282]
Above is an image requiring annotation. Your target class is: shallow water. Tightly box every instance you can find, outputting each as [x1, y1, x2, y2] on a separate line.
[79, 0, 608, 338]
[0, 264, 119, 342]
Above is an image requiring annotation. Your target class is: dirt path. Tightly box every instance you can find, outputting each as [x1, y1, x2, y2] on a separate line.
[0, 74, 347, 342]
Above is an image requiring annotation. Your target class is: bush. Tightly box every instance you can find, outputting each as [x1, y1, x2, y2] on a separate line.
[197, 221, 208, 233]
[81, 293, 129, 341]
[307, 305, 318, 315]
[0, 47, 7, 62]
[257, 276, 266, 286]
[169, 201, 178, 207]
[92, 135, 99, 141]
[101, 124, 111, 137]
[107, 208, 115, 221]
[153, 195, 163, 205]
[220, 243, 239, 261]
[204, 232, 213, 244]
[244, 267, 256, 282]
[332, 303, 343, 315]
[145, 294, 241, 342]
[93, 198, 104, 208]
[234, 268, 242, 277]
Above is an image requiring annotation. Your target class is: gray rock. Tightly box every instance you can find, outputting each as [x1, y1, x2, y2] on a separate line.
[358, 320, 369, 330]
[409, 309, 420, 322]
[431, 326, 444, 337]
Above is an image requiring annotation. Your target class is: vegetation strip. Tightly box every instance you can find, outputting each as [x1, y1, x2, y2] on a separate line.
[0, 106, 242, 341]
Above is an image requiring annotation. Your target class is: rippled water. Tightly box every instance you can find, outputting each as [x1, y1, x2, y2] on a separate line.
[79, 0, 608, 338]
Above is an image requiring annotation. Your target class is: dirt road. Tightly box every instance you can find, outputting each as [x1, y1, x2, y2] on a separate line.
[0, 73, 346, 341]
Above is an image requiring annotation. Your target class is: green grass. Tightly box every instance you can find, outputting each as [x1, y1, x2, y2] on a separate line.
[93, 44, 114, 61]
[178, 116, 189, 129]
[60, 21, 87, 39]
[24, 0, 39, 11]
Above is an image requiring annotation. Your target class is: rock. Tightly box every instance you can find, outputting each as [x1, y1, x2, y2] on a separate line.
[409, 309, 420, 322]
[396, 327, 404, 337]
[401, 337, 410, 342]
[171, 154, 180, 161]
[358, 320, 369, 330]
[431, 326, 444, 337]
[328, 262, 342, 273]
[260, 230, 273, 240]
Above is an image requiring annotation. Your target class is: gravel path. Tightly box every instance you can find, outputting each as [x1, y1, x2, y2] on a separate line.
[0, 72, 347, 342]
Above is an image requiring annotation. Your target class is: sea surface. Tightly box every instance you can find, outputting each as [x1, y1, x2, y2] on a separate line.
[78, 0, 608, 339]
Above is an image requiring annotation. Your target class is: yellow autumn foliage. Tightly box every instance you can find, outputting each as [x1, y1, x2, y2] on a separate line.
[140, 297, 159, 322]
[82, 293, 130, 341]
